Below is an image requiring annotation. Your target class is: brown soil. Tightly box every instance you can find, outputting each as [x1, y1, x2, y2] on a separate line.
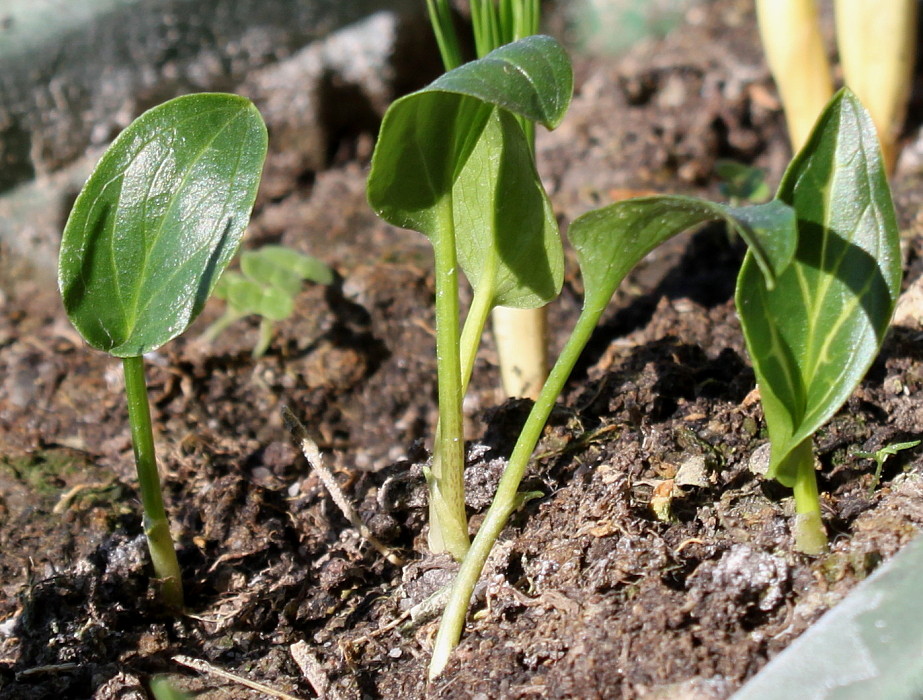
[2, 1, 922, 698]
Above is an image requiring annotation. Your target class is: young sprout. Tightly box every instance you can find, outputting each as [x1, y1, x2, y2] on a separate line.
[854, 440, 921, 496]
[430, 195, 798, 677]
[368, 36, 572, 559]
[58, 94, 268, 607]
[736, 89, 902, 554]
[757, 0, 917, 174]
[204, 245, 333, 357]
[427, 0, 548, 399]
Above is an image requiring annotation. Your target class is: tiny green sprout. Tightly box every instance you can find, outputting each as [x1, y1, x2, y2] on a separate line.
[58, 93, 268, 608]
[854, 440, 921, 495]
[204, 245, 333, 357]
[737, 89, 903, 555]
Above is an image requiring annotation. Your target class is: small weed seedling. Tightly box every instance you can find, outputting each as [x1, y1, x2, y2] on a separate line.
[736, 89, 903, 554]
[854, 439, 921, 495]
[204, 245, 333, 357]
[58, 93, 268, 607]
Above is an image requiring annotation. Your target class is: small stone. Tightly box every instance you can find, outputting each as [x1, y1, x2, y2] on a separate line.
[675, 455, 710, 488]
[748, 443, 771, 477]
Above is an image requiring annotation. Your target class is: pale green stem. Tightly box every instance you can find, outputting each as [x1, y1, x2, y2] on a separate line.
[252, 317, 275, 358]
[429, 281, 495, 509]
[200, 309, 244, 345]
[429, 306, 601, 678]
[122, 355, 184, 609]
[790, 437, 827, 555]
[428, 195, 471, 560]
[459, 272, 498, 393]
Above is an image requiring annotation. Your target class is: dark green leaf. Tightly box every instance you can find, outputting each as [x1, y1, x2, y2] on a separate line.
[736, 89, 902, 486]
[368, 35, 572, 237]
[454, 109, 562, 308]
[429, 34, 571, 129]
[570, 196, 797, 318]
[59, 93, 268, 357]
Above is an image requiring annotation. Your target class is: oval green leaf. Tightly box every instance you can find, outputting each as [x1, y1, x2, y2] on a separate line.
[368, 35, 572, 236]
[429, 34, 572, 130]
[736, 89, 902, 486]
[59, 93, 268, 357]
[569, 195, 797, 318]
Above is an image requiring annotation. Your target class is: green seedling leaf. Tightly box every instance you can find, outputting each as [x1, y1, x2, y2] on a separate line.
[430, 34, 571, 129]
[222, 276, 293, 321]
[59, 93, 268, 357]
[571, 196, 797, 317]
[854, 439, 921, 495]
[454, 108, 563, 308]
[212, 270, 244, 301]
[241, 245, 334, 295]
[368, 35, 571, 237]
[736, 89, 902, 487]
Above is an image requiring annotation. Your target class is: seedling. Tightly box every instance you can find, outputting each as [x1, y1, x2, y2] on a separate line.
[835, 0, 917, 173]
[755, 0, 833, 152]
[368, 36, 572, 559]
[854, 440, 921, 495]
[736, 89, 902, 554]
[58, 93, 268, 607]
[427, 0, 548, 399]
[204, 245, 333, 357]
[429, 194, 797, 677]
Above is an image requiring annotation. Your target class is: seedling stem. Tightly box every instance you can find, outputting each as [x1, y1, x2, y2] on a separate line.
[788, 438, 826, 555]
[430, 305, 599, 677]
[122, 355, 184, 608]
[428, 195, 471, 559]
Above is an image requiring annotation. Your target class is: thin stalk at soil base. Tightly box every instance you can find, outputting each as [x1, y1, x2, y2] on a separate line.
[200, 310, 244, 345]
[429, 306, 600, 679]
[428, 195, 471, 560]
[122, 355, 184, 609]
[789, 437, 827, 555]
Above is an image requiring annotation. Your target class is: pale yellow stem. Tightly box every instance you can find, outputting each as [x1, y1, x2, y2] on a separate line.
[835, 0, 917, 174]
[491, 306, 547, 399]
[756, 0, 834, 152]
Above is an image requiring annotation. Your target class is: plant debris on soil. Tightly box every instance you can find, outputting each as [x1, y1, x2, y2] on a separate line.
[2, 1, 922, 698]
